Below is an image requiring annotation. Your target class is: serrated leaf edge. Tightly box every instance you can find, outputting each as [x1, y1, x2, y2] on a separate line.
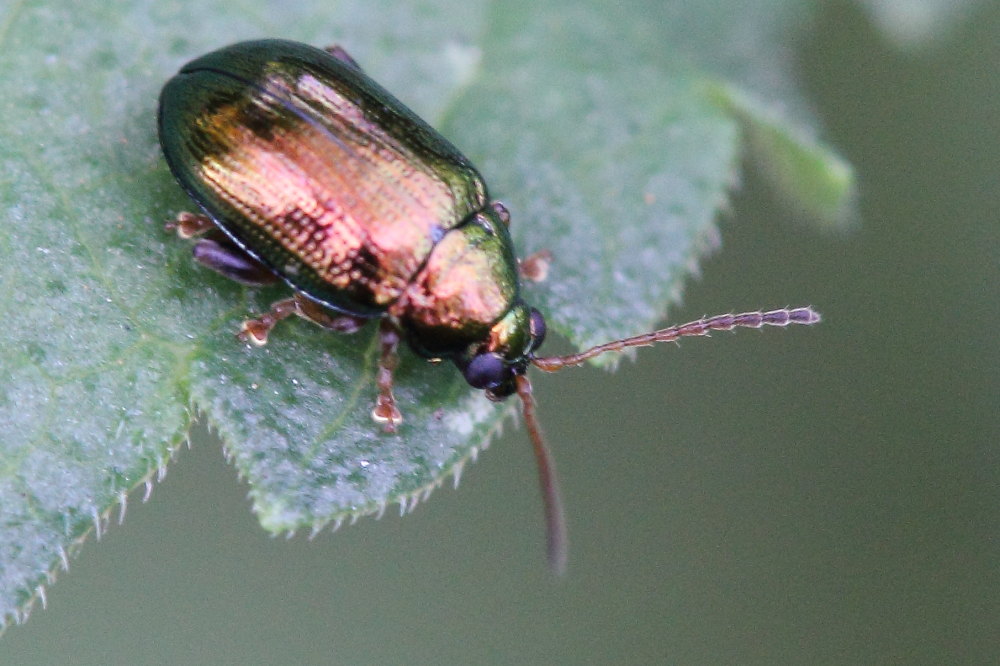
[0, 428, 193, 634]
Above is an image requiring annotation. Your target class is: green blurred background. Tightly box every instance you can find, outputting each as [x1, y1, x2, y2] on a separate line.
[3, 2, 997, 663]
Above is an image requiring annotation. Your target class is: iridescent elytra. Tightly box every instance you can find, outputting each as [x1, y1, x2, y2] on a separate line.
[159, 39, 820, 572]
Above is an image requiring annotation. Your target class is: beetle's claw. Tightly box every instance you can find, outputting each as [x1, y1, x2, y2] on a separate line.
[372, 402, 403, 433]
[238, 319, 270, 346]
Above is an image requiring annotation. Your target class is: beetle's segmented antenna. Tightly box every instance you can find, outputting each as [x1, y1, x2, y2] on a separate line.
[531, 307, 820, 372]
[515, 374, 568, 575]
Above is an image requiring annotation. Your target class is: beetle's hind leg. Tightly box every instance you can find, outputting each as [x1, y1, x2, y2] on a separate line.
[193, 234, 280, 286]
[239, 293, 366, 346]
[371, 319, 403, 433]
[168, 212, 278, 286]
[166, 211, 215, 239]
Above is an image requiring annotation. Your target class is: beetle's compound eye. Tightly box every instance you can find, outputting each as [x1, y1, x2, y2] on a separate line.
[463, 352, 509, 391]
[528, 308, 547, 353]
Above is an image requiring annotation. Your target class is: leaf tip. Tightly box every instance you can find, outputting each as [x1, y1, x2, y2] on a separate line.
[707, 82, 858, 231]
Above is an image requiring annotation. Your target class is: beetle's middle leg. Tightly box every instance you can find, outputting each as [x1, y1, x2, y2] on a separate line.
[371, 319, 403, 433]
[239, 293, 366, 346]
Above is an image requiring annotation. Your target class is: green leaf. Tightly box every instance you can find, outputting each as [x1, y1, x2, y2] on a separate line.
[708, 83, 857, 229]
[1, 0, 853, 628]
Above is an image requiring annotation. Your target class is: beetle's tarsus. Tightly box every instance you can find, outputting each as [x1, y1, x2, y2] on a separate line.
[166, 211, 215, 239]
[372, 401, 403, 433]
[238, 296, 301, 346]
[237, 319, 271, 346]
[518, 249, 553, 283]
[372, 320, 403, 432]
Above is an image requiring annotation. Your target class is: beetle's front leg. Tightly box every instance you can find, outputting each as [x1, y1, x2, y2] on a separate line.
[239, 293, 367, 345]
[518, 249, 553, 283]
[488, 200, 551, 282]
[372, 319, 403, 433]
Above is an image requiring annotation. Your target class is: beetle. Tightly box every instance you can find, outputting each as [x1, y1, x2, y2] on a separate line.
[159, 39, 819, 572]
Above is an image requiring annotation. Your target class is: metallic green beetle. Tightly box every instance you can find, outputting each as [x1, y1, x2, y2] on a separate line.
[159, 39, 819, 572]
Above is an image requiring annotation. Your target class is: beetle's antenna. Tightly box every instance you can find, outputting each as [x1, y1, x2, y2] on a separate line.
[515, 374, 567, 575]
[531, 307, 820, 372]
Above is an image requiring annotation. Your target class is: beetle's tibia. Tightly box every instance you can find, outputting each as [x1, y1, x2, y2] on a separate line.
[192, 236, 281, 286]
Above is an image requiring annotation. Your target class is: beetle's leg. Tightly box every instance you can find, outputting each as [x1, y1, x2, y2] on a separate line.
[324, 45, 362, 70]
[491, 201, 511, 226]
[518, 249, 553, 283]
[488, 200, 551, 281]
[239, 293, 367, 346]
[372, 319, 403, 432]
[238, 297, 299, 346]
[295, 297, 368, 334]
[166, 211, 216, 239]
[191, 233, 280, 286]
[168, 212, 278, 286]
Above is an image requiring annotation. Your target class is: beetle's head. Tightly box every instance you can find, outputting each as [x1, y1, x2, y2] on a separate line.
[458, 301, 546, 400]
